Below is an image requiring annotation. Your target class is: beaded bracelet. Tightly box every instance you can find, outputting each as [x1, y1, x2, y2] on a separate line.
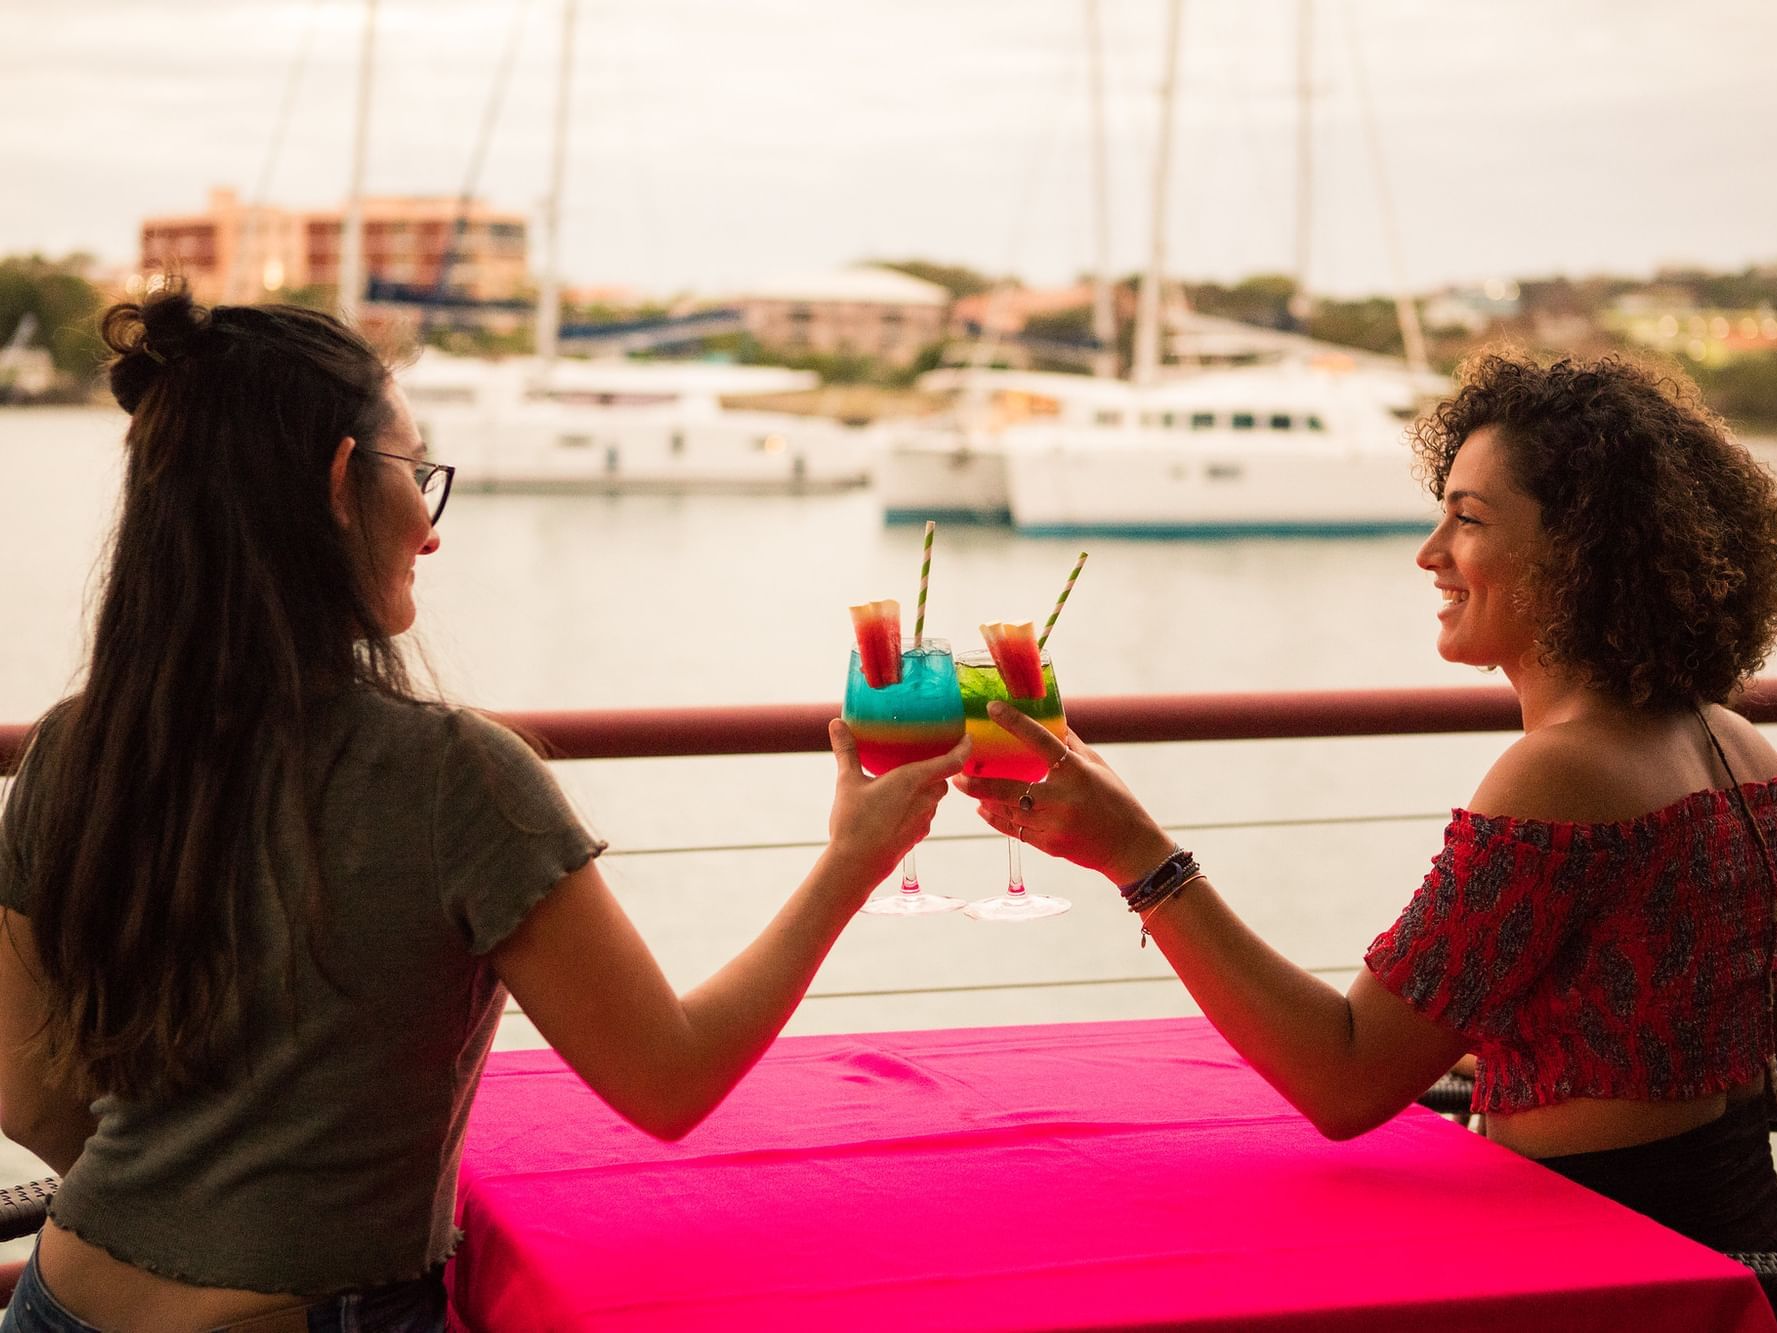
[1138, 870, 1206, 947]
[1118, 846, 1206, 947]
[1120, 847, 1199, 913]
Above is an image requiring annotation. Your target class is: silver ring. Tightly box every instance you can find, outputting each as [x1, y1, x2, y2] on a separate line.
[1017, 790, 1036, 813]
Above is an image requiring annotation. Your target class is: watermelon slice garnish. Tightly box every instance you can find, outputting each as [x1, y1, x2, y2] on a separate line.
[980, 621, 1046, 700]
[850, 600, 903, 688]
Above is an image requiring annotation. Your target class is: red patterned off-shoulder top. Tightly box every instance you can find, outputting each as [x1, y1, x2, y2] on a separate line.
[1364, 782, 1777, 1114]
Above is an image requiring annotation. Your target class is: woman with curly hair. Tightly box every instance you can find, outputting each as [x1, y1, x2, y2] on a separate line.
[960, 350, 1777, 1256]
[0, 287, 964, 1330]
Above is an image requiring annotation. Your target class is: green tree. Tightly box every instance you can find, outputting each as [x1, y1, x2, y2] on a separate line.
[0, 256, 105, 380]
[1186, 275, 1296, 329]
[884, 341, 947, 388]
[1692, 354, 1777, 434]
[1022, 306, 1095, 344]
[1305, 299, 1405, 357]
[868, 260, 998, 300]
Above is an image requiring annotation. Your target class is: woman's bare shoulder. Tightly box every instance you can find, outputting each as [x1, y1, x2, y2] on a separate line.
[1702, 703, 1777, 781]
[1466, 727, 1628, 823]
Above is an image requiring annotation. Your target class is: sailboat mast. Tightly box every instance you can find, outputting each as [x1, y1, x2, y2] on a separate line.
[1134, 0, 1183, 387]
[1291, 0, 1312, 326]
[1083, 0, 1116, 378]
[1338, 0, 1429, 373]
[338, 0, 377, 323]
[536, 0, 577, 367]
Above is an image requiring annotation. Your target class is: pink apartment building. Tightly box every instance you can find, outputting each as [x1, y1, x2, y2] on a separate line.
[139, 188, 529, 317]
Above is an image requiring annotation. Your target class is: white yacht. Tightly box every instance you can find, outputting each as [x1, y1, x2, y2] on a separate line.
[873, 368, 1134, 524]
[1001, 360, 1442, 538]
[399, 352, 873, 494]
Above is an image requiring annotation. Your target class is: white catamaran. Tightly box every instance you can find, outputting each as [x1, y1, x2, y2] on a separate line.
[881, 0, 1446, 537]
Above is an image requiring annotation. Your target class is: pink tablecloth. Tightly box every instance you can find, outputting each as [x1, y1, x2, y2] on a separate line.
[447, 1018, 1774, 1331]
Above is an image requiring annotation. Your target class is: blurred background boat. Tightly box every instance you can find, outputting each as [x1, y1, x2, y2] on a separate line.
[400, 352, 871, 493]
[872, 0, 1446, 538]
[1002, 357, 1441, 537]
[873, 368, 1135, 524]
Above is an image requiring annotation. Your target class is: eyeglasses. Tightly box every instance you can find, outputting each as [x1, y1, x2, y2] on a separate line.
[365, 449, 455, 525]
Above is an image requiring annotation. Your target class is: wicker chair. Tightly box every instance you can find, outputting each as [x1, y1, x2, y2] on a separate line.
[0, 1176, 56, 1244]
[1417, 1071, 1477, 1121]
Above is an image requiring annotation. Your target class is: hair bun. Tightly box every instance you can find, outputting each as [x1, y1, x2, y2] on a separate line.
[102, 285, 211, 414]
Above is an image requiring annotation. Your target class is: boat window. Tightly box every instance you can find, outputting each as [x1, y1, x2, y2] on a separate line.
[1231, 413, 1256, 430]
[1269, 414, 1292, 430]
[1094, 409, 1121, 426]
[605, 446, 620, 474]
[559, 434, 592, 449]
[1207, 463, 1244, 481]
[670, 431, 685, 456]
[1306, 415, 1326, 431]
[1190, 412, 1215, 430]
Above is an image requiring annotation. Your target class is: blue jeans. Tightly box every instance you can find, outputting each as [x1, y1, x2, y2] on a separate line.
[0, 1244, 446, 1333]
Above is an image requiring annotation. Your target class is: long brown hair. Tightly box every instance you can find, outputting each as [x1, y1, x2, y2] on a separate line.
[12, 285, 418, 1099]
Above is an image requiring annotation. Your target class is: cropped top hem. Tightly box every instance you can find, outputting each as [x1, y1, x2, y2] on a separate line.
[1366, 781, 1777, 1116]
[43, 1208, 462, 1297]
[1467, 1061, 1773, 1117]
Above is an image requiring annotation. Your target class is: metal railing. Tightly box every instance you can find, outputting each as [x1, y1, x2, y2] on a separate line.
[7, 682, 1776, 1014]
[9, 680, 1777, 770]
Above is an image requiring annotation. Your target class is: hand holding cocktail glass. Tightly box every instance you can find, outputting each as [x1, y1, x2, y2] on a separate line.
[953, 704, 1177, 890]
[955, 552, 1089, 921]
[827, 716, 969, 897]
[843, 522, 971, 914]
[842, 537, 1090, 921]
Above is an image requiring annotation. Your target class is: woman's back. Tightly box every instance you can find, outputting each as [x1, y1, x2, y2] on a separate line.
[12, 691, 597, 1306]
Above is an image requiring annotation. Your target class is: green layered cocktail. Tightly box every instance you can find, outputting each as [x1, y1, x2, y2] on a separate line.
[957, 649, 1066, 783]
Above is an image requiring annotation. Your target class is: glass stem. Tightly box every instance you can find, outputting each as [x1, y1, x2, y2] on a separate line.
[1005, 835, 1027, 898]
[899, 846, 921, 896]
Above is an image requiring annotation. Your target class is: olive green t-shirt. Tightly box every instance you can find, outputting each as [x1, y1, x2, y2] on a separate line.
[0, 690, 600, 1294]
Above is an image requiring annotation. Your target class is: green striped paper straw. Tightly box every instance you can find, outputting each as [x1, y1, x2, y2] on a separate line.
[912, 520, 935, 646]
[1037, 551, 1088, 650]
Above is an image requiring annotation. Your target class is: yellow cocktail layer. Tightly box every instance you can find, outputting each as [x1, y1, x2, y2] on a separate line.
[852, 720, 964, 776]
[963, 715, 1068, 782]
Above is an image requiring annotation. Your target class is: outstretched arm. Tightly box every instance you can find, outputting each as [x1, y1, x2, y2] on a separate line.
[956, 701, 1465, 1139]
[492, 723, 968, 1141]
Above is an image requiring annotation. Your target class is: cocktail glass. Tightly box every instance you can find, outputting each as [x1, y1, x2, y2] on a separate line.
[956, 648, 1071, 921]
[843, 637, 967, 915]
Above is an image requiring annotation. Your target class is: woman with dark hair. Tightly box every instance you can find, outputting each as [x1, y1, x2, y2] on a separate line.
[0, 287, 965, 1330]
[960, 351, 1777, 1257]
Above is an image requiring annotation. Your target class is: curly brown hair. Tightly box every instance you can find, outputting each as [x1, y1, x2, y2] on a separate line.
[1410, 349, 1777, 710]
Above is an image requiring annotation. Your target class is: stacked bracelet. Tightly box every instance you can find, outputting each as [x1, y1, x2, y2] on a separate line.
[1118, 846, 1207, 947]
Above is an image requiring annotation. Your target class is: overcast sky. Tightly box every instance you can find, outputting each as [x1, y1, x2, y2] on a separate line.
[7, 0, 1774, 299]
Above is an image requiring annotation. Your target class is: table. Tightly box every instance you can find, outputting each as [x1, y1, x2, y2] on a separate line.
[446, 1018, 1774, 1331]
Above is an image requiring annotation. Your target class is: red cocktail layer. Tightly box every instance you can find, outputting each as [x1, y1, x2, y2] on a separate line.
[962, 715, 1068, 782]
[853, 722, 962, 776]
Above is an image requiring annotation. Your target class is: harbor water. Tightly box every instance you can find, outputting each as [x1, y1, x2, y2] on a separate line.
[0, 403, 1530, 1208]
